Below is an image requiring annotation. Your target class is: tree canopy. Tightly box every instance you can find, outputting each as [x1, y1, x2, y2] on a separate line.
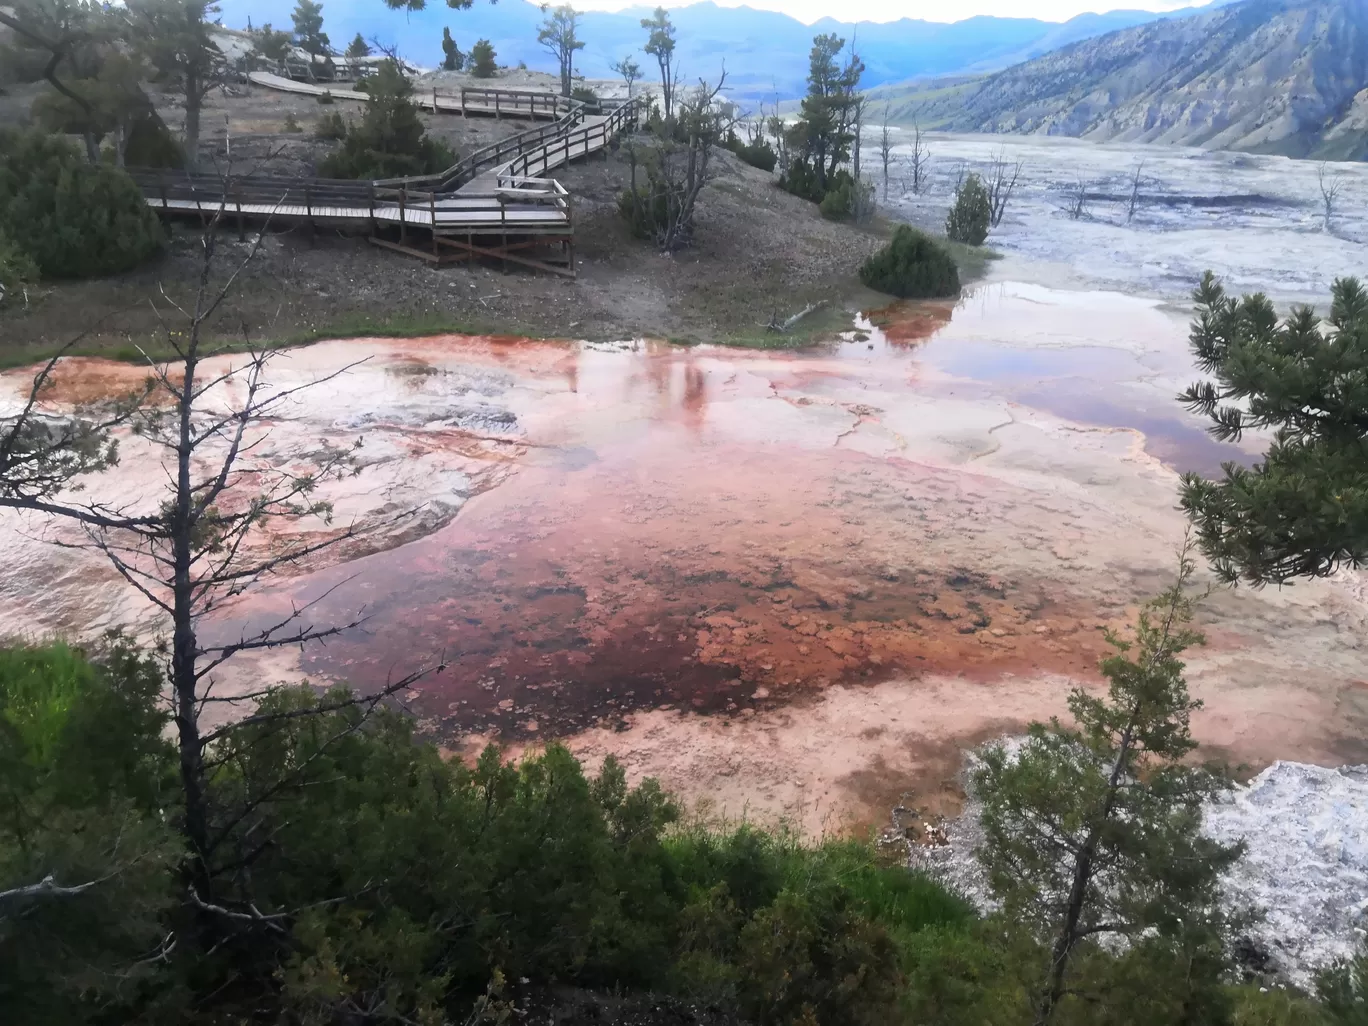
[538, 4, 585, 98]
[780, 33, 863, 205]
[0, 127, 164, 279]
[1180, 273, 1368, 585]
[291, 0, 329, 55]
[641, 6, 676, 117]
[318, 59, 455, 178]
[975, 560, 1244, 1026]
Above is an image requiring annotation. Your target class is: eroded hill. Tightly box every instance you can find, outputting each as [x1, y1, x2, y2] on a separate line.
[876, 0, 1368, 159]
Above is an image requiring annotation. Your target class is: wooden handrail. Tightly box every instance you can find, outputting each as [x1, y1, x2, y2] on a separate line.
[131, 95, 647, 239]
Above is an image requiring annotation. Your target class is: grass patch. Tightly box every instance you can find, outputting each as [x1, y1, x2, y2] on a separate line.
[943, 237, 1002, 283]
[708, 300, 863, 350]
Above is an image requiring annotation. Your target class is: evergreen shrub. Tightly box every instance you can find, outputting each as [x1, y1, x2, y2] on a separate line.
[726, 131, 777, 172]
[946, 171, 992, 246]
[317, 61, 455, 179]
[315, 110, 348, 141]
[469, 39, 497, 78]
[0, 128, 164, 280]
[0, 227, 38, 303]
[859, 225, 961, 299]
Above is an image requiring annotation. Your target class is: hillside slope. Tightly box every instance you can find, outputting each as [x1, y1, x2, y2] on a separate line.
[874, 0, 1368, 159]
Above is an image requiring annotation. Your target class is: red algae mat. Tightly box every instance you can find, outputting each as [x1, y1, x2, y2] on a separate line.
[7, 290, 1368, 832]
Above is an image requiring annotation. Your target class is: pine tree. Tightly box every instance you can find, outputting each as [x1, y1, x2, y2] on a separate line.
[291, 0, 330, 56]
[781, 33, 862, 203]
[1180, 273, 1368, 585]
[469, 37, 496, 78]
[640, 7, 676, 117]
[612, 55, 641, 99]
[345, 32, 372, 59]
[946, 172, 992, 245]
[254, 23, 293, 60]
[974, 555, 1243, 1026]
[128, 0, 227, 171]
[537, 5, 584, 98]
[317, 59, 454, 179]
[441, 26, 463, 70]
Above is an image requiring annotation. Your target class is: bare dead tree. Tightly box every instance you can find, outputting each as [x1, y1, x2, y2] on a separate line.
[621, 69, 737, 252]
[877, 104, 894, 204]
[1065, 177, 1090, 220]
[0, 203, 442, 934]
[1125, 159, 1146, 224]
[908, 120, 930, 196]
[850, 91, 876, 222]
[986, 147, 1024, 228]
[1318, 162, 1345, 232]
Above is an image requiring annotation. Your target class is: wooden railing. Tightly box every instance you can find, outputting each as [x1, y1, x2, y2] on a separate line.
[129, 95, 644, 238]
[374, 107, 586, 193]
[497, 99, 643, 184]
[127, 168, 573, 233]
[453, 86, 579, 119]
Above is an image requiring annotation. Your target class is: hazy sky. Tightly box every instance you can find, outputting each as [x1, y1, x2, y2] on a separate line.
[566, 0, 1215, 24]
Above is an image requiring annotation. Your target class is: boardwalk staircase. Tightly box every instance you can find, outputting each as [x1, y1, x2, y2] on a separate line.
[132, 78, 643, 277]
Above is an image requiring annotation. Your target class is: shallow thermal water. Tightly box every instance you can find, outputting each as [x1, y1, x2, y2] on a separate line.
[3, 282, 1365, 833]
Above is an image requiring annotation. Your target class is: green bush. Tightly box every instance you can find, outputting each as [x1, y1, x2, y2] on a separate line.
[859, 225, 961, 299]
[726, 131, 777, 173]
[618, 177, 674, 243]
[0, 128, 164, 280]
[316, 89, 335, 105]
[571, 85, 601, 108]
[317, 61, 455, 179]
[315, 110, 349, 141]
[0, 641, 178, 1023]
[780, 156, 825, 202]
[946, 172, 992, 246]
[0, 227, 38, 303]
[120, 112, 185, 169]
[819, 177, 859, 220]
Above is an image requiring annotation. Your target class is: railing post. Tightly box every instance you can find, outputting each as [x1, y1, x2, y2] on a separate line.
[461, 88, 467, 116]
[430, 190, 439, 260]
[369, 183, 376, 236]
[399, 185, 407, 247]
[305, 181, 315, 242]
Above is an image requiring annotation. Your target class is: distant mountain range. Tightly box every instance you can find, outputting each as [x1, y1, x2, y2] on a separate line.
[872, 0, 1368, 159]
[213, 0, 1224, 103]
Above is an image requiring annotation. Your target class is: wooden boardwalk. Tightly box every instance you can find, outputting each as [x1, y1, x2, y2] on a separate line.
[135, 81, 641, 276]
[246, 72, 577, 120]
